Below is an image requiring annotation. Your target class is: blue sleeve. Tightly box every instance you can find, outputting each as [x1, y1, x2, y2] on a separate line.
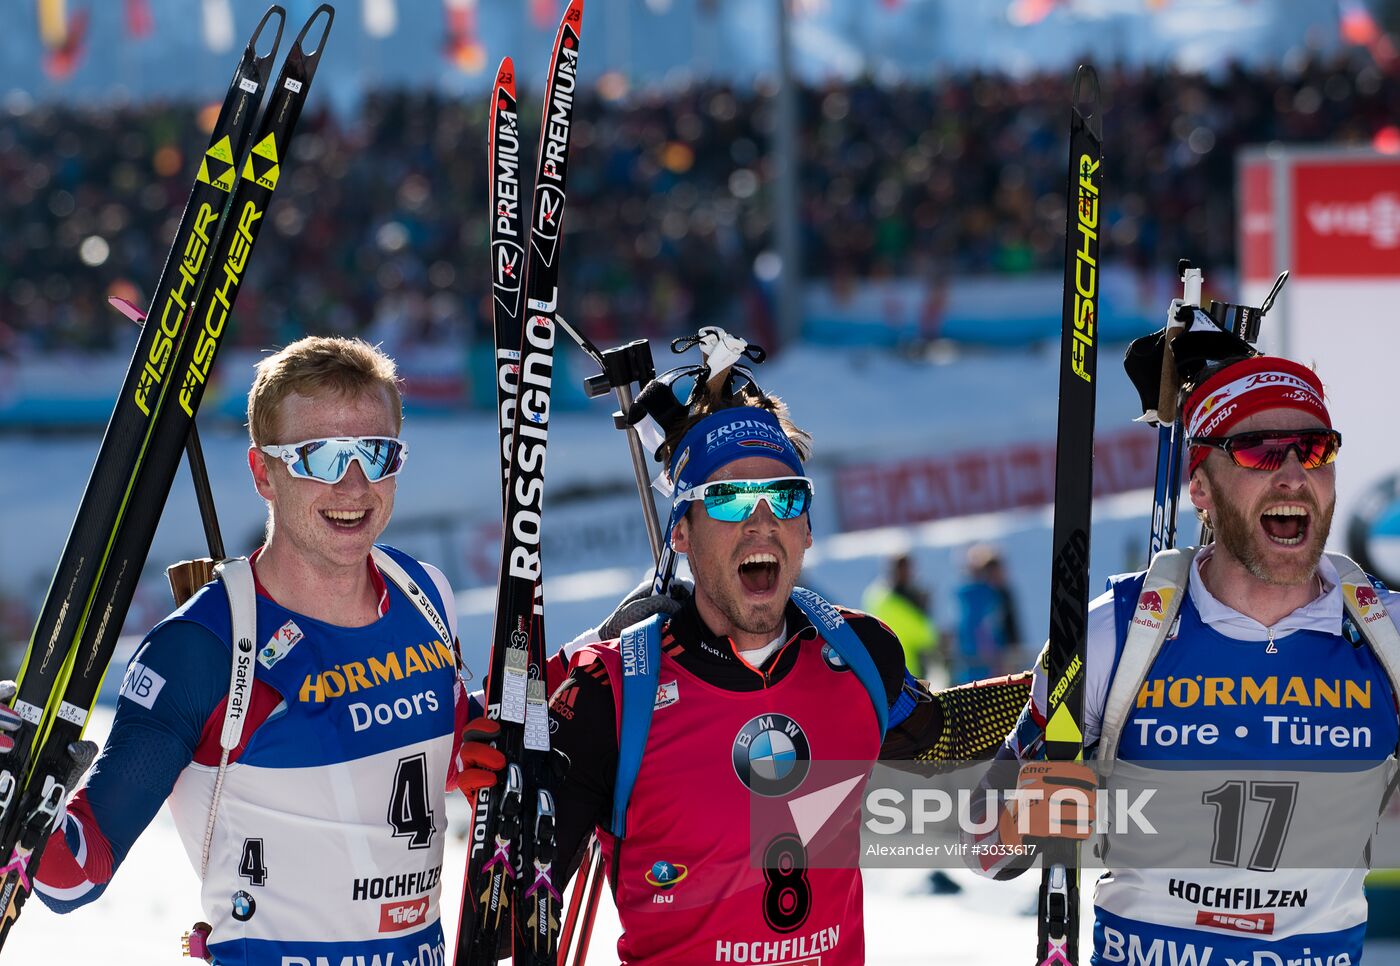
[36, 618, 228, 912]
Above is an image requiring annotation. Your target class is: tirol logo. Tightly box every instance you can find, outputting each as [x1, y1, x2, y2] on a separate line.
[379, 897, 431, 933]
[644, 859, 689, 890]
[1194, 910, 1274, 934]
[822, 643, 851, 673]
[732, 713, 811, 797]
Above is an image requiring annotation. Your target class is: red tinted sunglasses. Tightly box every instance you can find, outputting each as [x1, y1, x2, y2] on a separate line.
[1188, 429, 1342, 472]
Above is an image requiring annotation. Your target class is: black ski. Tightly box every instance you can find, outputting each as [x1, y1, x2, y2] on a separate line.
[0, 6, 333, 945]
[1035, 64, 1102, 966]
[489, 58, 524, 503]
[457, 3, 582, 963]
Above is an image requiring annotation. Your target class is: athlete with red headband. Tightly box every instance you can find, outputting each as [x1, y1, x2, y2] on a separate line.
[978, 353, 1400, 965]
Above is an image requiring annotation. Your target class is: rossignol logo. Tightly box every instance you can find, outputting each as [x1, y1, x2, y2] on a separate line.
[1070, 152, 1099, 383]
[531, 30, 578, 262]
[1307, 192, 1400, 248]
[506, 315, 555, 583]
[492, 92, 524, 312]
[134, 203, 218, 416]
[179, 198, 263, 416]
[299, 639, 456, 703]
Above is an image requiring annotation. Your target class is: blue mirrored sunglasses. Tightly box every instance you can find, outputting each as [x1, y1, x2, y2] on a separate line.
[674, 476, 814, 522]
[260, 436, 408, 484]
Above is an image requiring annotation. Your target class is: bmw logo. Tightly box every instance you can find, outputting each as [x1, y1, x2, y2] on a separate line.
[821, 643, 850, 672]
[1349, 473, 1400, 588]
[732, 714, 811, 797]
[231, 890, 256, 922]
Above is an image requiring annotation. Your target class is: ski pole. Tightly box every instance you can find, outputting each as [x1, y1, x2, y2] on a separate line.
[1146, 261, 1199, 561]
[554, 321, 660, 966]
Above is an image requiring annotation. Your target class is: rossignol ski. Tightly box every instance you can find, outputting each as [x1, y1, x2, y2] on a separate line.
[457, 3, 583, 963]
[0, 6, 333, 946]
[1036, 64, 1102, 966]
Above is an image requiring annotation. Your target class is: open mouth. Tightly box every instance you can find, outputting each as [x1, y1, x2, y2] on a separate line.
[1260, 504, 1309, 547]
[738, 552, 780, 595]
[322, 508, 369, 530]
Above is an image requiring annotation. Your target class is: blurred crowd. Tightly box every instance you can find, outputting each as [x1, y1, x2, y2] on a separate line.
[0, 52, 1395, 357]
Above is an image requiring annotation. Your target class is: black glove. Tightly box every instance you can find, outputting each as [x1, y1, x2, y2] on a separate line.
[597, 575, 693, 641]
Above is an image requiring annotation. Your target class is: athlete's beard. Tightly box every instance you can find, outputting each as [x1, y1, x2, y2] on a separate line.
[1206, 467, 1335, 587]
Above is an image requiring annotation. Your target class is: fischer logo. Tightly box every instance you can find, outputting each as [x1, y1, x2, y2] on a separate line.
[1194, 909, 1275, 934]
[134, 202, 218, 415]
[1306, 192, 1400, 248]
[379, 896, 431, 933]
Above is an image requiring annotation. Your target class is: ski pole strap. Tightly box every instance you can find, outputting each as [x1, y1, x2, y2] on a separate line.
[215, 558, 258, 753]
[370, 546, 454, 648]
[612, 614, 664, 838]
[1331, 553, 1400, 708]
[1098, 548, 1193, 777]
[206, 557, 258, 880]
[791, 587, 889, 736]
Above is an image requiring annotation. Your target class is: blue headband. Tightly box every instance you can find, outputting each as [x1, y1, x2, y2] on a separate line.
[655, 407, 806, 588]
[667, 407, 804, 499]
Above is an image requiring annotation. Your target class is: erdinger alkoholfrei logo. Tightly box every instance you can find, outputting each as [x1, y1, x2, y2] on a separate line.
[732, 714, 810, 797]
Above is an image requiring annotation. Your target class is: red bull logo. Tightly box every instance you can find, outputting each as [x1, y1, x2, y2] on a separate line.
[1131, 587, 1176, 632]
[1354, 584, 1380, 611]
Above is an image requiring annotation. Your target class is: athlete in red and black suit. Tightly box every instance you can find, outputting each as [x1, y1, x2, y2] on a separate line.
[546, 382, 1026, 966]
